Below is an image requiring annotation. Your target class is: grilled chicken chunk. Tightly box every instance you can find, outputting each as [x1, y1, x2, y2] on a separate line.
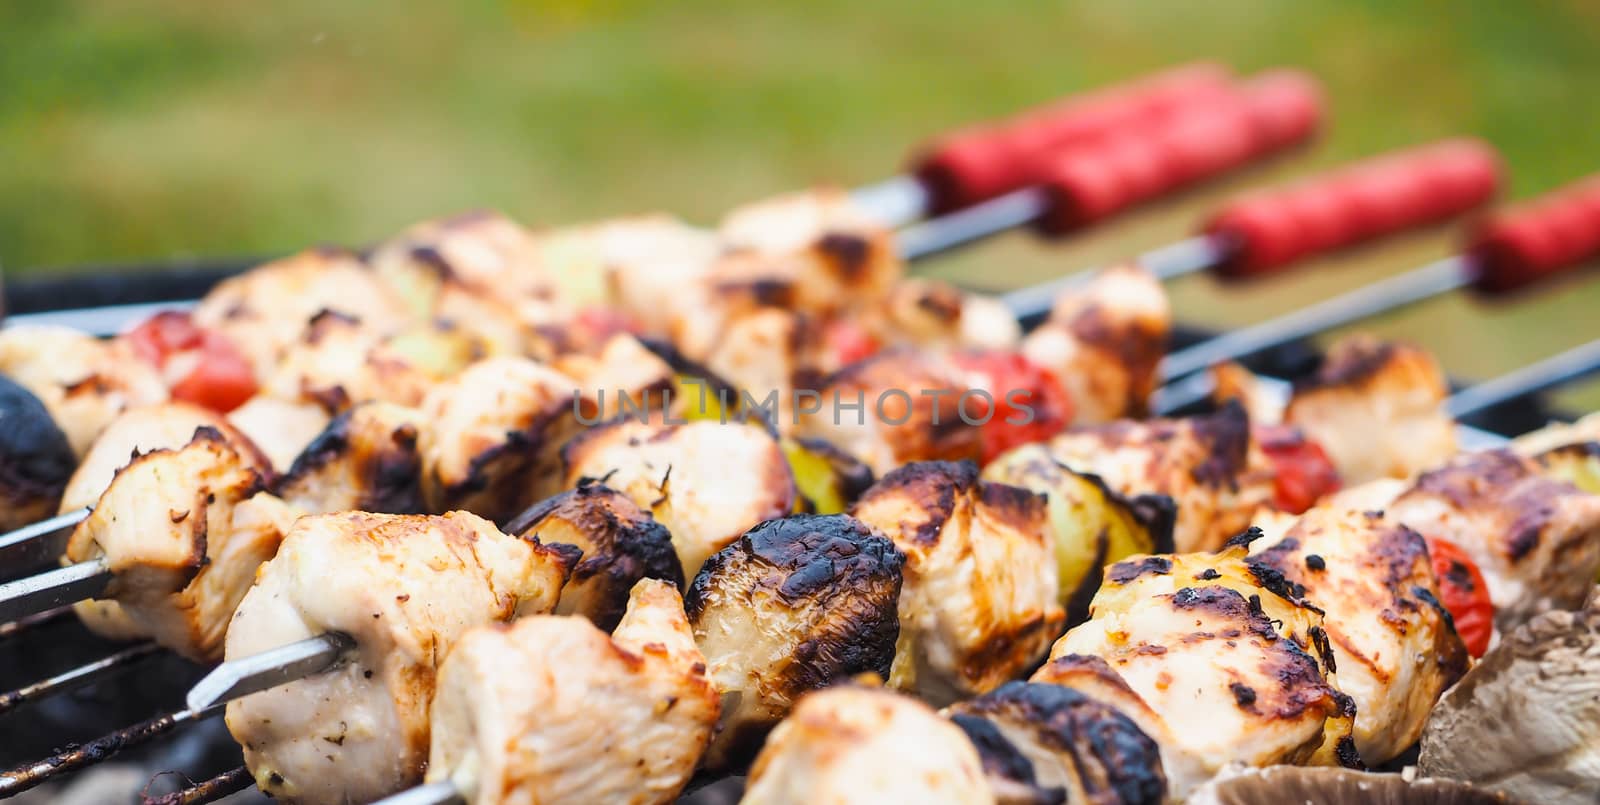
[947, 681, 1168, 805]
[275, 402, 427, 515]
[1043, 402, 1273, 552]
[505, 482, 684, 632]
[795, 350, 983, 475]
[1284, 336, 1456, 484]
[259, 311, 444, 412]
[851, 461, 1063, 705]
[741, 685, 995, 805]
[1020, 264, 1170, 425]
[224, 510, 576, 804]
[1248, 507, 1470, 763]
[872, 278, 1022, 353]
[562, 418, 795, 578]
[420, 356, 588, 523]
[426, 580, 718, 805]
[0, 324, 168, 455]
[1040, 543, 1358, 796]
[227, 395, 332, 473]
[1362, 448, 1600, 632]
[687, 514, 904, 768]
[193, 248, 412, 382]
[64, 428, 288, 662]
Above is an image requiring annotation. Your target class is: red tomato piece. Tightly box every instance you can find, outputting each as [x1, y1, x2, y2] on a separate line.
[125, 312, 258, 413]
[1423, 536, 1494, 658]
[1256, 425, 1341, 514]
[821, 319, 881, 368]
[953, 350, 1075, 464]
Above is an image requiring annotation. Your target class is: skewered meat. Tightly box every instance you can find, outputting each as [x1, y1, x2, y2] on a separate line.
[1020, 264, 1170, 424]
[851, 461, 1062, 705]
[983, 444, 1176, 622]
[0, 324, 168, 455]
[1043, 401, 1273, 552]
[947, 681, 1168, 805]
[562, 418, 795, 578]
[1419, 586, 1600, 804]
[0, 375, 78, 534]
[686, 514, 904, 768]
[1352, 448, 1600, 632]
[192, 247, 412, 382]
[1284, 335, 1456, 484]
[257, 311, 443, 412]
[224, 510, 576, 804]
[505, 482, 684, 631]
[419, 356, 589, 523]
[741, 685, 995, 805]
[275, 402, 427, 515]
[873, 277, 1022, 353]
[1248, 507, 1470, 763]
[553, 333, 676, 422]
[63, 428, 287, 662]
[1039, 542, 1358, 796]
[227, 395, 332, 473]
[425, 579, 719, 805]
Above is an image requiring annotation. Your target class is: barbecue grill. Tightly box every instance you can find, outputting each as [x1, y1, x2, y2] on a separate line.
[1, 65, 1597, 805]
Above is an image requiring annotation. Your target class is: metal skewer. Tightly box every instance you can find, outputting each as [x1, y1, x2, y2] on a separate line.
[1445, 338, 1600, 419]
[185, 632, 356, 711]
[0, 506, 90, 572]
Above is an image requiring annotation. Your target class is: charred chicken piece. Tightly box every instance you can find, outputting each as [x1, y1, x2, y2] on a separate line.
[1043, 401, 1273, 552]
[0, 374, 77, 533]
[63, 428, 289, 662]
[275, 402, 427, 515]
[505, 482, 684, 632]
[1041, 542, 1358, 796]
[426, 580, 719, 805]
[983, 444, 1176, 623]
[795, 349, 983, 476]
[0, 324, 168, 455]
[741, 685, 995, 805]
[851, 461, 1063, 705]
[420, 356, 589, 524]
[1367, 448, 1600, 632]
[1019, 264, 1170, 425]
[947, 681, 1168, 805]
[562, 418, 795, 578]
[686, 514, 904, 769]
[224, 510, 576, 804]
[1248, 507, 1470, 763]
[1284, 335, 1456, 484]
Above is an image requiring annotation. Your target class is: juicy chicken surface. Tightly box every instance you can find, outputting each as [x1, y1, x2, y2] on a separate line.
[1040, 543, 1358, 796]
[258, 310, 442, 412]
[426, 580, 718, 805]
[871, 277, 1022, 354]
[1249, 507, 1470, 763]
[562, 418, 795, 578]
[224, 511, 575, 804]
[686, 514, 904, 769]
[851, 461, 1062, 705]
[64, 428, 289, 662]
[275, 401, 427, 516]
[1020, 264, 1171, 425]
[1284, 335, 1457, 484]
[741, 685, 995, 805]
[1044, 402, 1273, 553]
[227, 395, 333, 473]
[0, 324, 168, 456]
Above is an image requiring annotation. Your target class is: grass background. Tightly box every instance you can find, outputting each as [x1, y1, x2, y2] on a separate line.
[5, 0, 1599, 409]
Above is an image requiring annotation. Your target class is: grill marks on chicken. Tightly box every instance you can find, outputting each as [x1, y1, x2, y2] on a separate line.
[742, 685, 995, 805]
[686, 514, 904, 769]
[1248, 508, 1469, 763]
[276, 402, 427, 516]
[224, 511, 576, 804]
[426, 580, 718, 805]
[851, 461, 1063, 706]
[64, 427, 285, 662]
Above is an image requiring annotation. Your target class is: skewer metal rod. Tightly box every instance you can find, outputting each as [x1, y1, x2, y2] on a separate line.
[896, 188, 1049, 262]
[0, 642, 161, 716]
[849, 175, 933, 230]
[372, 781, 466, 805]
[0, 558, 110, 623]
[186, 632, 356, 711]
[0, 506, 90, 573]
[1157, 255, 1478, 382]
[143, 766, 255, 805]
[1446, 339, 1600, 419]
[1000, 234, 1230, 324]
[0, 702, 224, 797]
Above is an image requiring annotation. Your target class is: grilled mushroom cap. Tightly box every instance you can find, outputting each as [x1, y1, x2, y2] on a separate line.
[506, 482, 684, 631]
[685, 513, 904, 770]
[1188, 767, 1511, 805]
[947, 681, 1167, 805]
[0, 374, 76, 533]
[276, 402, 426, 515]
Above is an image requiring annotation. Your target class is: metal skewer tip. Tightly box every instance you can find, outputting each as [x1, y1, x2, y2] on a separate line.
[0, 506, 91, 572]
[0, 558, 110, 623]
[186, 632, 357, 712]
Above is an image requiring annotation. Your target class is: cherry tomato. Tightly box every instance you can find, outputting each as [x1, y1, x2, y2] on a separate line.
[1423, 536, 1494, 658]
[125, 312, 258, 414]
[821, 319, 881, 368]
[1256, 425, 1341, 514]
[952, 350, 1075, 464]
[572, 305, 642, 346]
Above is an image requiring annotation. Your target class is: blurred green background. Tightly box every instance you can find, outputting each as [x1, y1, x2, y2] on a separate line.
[5, 0, 1599, 409]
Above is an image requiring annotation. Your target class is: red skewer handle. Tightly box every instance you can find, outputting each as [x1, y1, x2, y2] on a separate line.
[1471, 172, 1600, 294]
